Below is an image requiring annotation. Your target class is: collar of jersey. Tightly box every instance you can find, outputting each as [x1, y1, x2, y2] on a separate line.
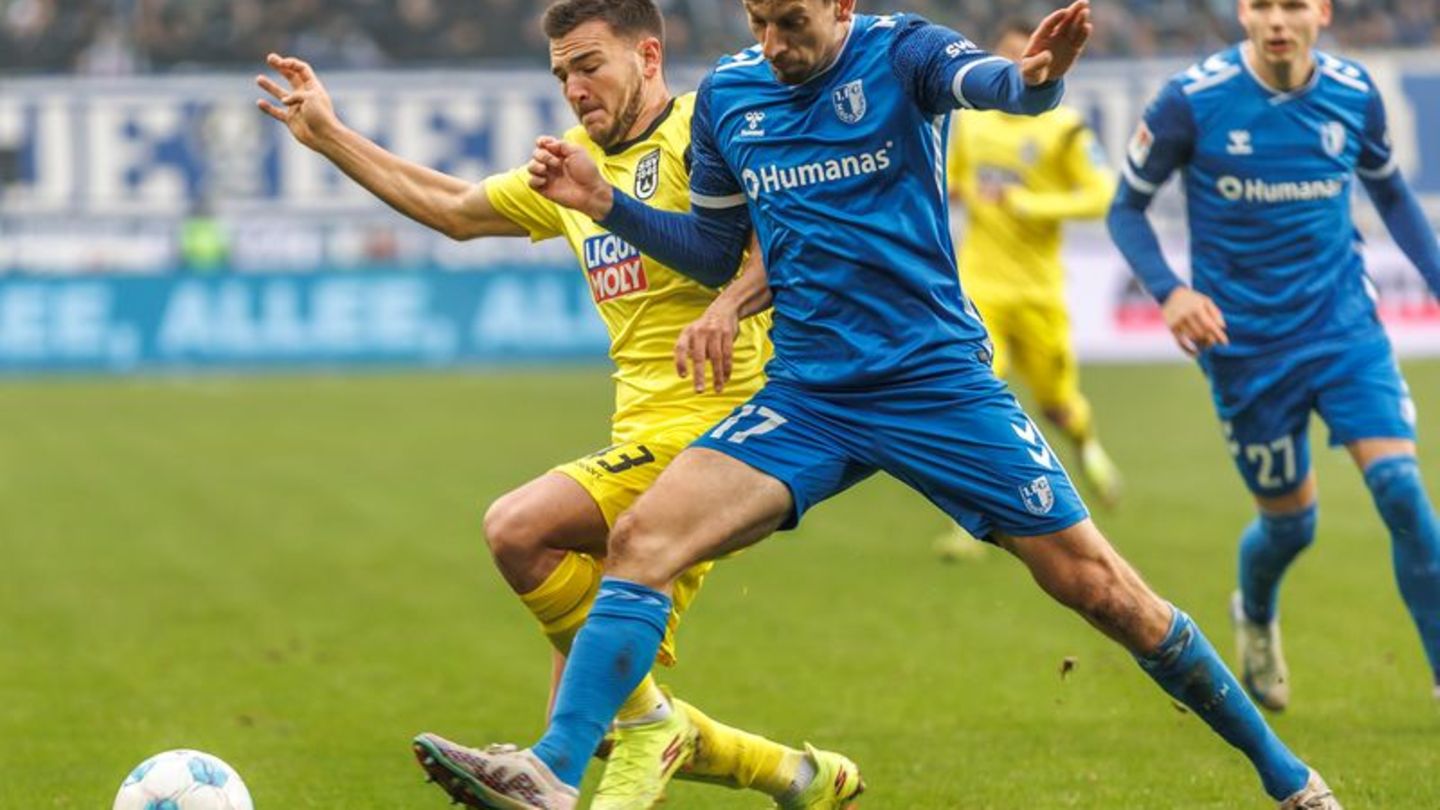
[603, 96, 676, 157]
[1238, 42, 1321, 105]
[784, 18, 858, 92]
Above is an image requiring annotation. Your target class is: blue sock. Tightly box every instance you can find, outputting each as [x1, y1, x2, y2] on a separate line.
[1365, 455, 1440, 684]
[1136, 607, 1310, 800]
[532, 578, 671, 787]
[1238, 505, 1318, 624]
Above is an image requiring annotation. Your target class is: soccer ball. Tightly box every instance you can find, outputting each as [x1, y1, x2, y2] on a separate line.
[113, 749, 254, 810]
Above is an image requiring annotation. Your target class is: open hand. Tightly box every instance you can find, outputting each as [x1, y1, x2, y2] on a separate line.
[1162, 287, 1228, 357]
[675, 301, 740, 393]
[256, 53, 341, 150]
[1020, 1, 1093, 86]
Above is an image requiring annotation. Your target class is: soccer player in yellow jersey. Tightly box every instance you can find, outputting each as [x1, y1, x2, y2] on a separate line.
[256, 2, 859, 808]
[944, 18, 1123, 536]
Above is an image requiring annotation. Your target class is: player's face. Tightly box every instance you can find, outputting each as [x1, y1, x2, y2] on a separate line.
[743, 0, 856, 85]
[992, 31, 1030, 63]
[1238, 0, 1331, 66]
[549, 20, 655, 147]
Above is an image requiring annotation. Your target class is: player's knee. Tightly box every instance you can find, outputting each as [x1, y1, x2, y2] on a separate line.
[482, 492, 547, 563]
[608, 508, 686, 586]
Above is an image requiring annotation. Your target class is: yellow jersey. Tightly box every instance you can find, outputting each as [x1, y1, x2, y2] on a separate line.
[947, 106, 1114, 305]
[486, 93, 770, 441]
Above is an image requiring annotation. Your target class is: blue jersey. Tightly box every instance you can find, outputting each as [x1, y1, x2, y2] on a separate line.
[1121, 45, 1397, 359]
[688, 14, 1053, 390]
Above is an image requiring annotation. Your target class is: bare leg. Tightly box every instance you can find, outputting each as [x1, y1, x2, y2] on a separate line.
[1001, 519, 1312, 800]
[483, 472, 608, 593]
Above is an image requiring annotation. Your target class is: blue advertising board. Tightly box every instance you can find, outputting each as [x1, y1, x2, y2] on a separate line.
[0, 268, 609, 373]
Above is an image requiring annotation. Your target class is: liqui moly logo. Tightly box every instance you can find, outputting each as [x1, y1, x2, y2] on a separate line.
[583, 233, 648, 303]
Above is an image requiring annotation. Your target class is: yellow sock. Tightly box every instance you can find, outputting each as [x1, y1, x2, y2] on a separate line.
[679, 697, 804, 796]
[518, 551, 663, 725]
[615, 675, 667, 723]
[519, 551, 602, 654]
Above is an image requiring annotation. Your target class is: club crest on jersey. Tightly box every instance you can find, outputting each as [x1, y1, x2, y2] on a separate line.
[1320, 121, 1347, 157]
[832, 79, 867, 125]
[1019, 476, 1055, 516]
[583, 233, 649, 304]
[634, 148, 661, 200]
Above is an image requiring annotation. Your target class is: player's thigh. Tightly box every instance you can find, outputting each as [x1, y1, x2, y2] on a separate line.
[1207, 359, 1315, 499]
[610, 447, 793, 587]
[1312, 338, 1418, 452]
[486, 471, 610, 557]
[1008, 301, 1081, 409]
[555, 429, 717, 613]
[614, 388, 876, 584]
[874, 375, 1089, 541]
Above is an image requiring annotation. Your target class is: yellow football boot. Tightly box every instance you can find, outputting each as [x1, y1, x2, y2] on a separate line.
[589, 702, 698, 810]
[776, 744, 865, 810]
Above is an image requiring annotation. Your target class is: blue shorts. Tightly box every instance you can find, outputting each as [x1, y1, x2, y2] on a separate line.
[1202, 336, 1417, 497]
[689, 372, 1090, 539]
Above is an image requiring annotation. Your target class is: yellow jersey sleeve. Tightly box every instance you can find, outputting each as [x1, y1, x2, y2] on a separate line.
[484, 161, 566, 242]
[1005, 121, 1115, 222]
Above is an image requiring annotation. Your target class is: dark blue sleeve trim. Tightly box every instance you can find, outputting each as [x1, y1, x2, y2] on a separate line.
[598, 190, 750, 289]
[1106, 180, 1184, 304]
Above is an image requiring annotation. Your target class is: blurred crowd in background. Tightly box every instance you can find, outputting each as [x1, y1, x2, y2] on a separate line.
[3, 0, 1437, 75]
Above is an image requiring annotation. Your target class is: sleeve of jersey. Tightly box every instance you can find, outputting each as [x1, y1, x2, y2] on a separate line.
[1105, 83, 1195, 303]
[1006, 125, 1114, 221]
[1364, 174, 1440, 299]
[889, 18, 1062, 117]
[483, 165, 565, 241]
[1356, 85, 1398, 181]
[597, 78, 750, 288]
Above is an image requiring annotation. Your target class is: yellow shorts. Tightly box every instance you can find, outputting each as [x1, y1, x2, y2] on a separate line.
[552, 418, 715, 668]
[978, 297, 1081, 411]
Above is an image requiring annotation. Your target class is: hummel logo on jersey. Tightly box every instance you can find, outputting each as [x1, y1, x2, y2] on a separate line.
[1216, 175, 1345, 204]
[634, 148, 660, 200]
[739, 110, 766, 138]
[833, 79, 867, 125]
[1226, 130, 1253, 156]
[1011, 419, 1056, 470]
[741, 143, 893, 199]
[583, 233, 648, 303]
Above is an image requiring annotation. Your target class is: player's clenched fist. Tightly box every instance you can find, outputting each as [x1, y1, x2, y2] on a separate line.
[527, 137, 614, 221]
[1161, 286, 1229, 356]
[256, 53, 341, 150]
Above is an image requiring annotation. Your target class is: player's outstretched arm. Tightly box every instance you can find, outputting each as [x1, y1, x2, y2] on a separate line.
[891, 8, 1086, 119]
[1362, 173, 1440, 301]
[528, 136, 751, 287]
[675, 234, 772, 394]
[256, 54, 524, 240]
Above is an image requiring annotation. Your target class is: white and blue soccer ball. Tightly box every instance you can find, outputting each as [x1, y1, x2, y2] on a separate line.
[113, 749, 254, 810]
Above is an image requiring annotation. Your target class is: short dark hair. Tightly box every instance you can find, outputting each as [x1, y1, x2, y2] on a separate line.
[993, 17, 1036, 45]
[542, 0, 665, 43]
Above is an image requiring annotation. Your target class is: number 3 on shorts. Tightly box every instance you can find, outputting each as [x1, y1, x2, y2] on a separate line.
[710, 405, 788, 445]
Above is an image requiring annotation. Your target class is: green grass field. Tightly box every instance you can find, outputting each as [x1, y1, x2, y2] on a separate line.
[2, 363, 1438, 808]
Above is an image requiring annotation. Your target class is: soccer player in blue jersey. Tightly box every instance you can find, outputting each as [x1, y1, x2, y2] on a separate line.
[1108, 0, 1440, 715]
[411, 2, 1340, 807]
